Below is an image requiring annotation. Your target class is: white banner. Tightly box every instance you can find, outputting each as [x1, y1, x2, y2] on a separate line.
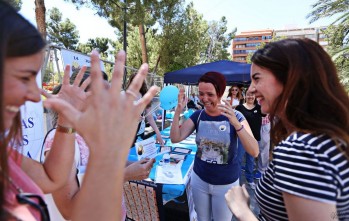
[20, 71, 45, 161]
[60, 48, 106, 75]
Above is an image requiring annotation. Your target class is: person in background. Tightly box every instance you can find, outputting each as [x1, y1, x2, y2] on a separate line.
[226, 84, 244, 108]
[254, 114, 270, 179]
[235, 90, 263, 190]
[43, 68, 155, 220]
[0, 2, 158, 220]
[189, 92, 203, 109]
[125, 73, 164, 146]
[225, 38, 349, 221]
[170, 72, 259, 221]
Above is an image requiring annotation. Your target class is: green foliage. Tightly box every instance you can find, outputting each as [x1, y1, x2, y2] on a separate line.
[46, 7, 80, 50]
[201, 16, 237, 63]
[307, 0, 349, 93]
[158, 2, 208, 74]
[5, 0, 22, 10]
[77, 37, 111, 57]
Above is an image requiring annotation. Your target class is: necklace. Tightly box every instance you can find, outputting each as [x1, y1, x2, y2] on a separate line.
[7, 175, 23, 194]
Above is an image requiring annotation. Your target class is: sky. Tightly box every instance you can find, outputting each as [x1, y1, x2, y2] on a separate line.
[19, 0, 336, 43]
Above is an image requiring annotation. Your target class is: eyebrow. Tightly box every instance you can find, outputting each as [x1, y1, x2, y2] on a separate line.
[251, 72, 260, 79]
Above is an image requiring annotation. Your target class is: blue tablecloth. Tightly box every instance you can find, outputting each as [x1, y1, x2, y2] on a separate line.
[128, 127, 197, 202]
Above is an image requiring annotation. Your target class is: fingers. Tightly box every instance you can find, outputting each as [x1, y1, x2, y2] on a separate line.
[62, 65, 71, 85]
[242, 184, 249, 198]
[136, 85, 159, 112]
[126, 63, 149, 100]
[43, 98, 80, 128]
[80, 77, 91, 91]
[73, 66, 87, 87]
[41, 89, 53, 99]
[110, 50, 126, 95]
[89, 50, 104, 97]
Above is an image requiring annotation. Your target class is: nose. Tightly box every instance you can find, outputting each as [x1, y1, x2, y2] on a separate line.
[248, 83, 256, 93]
[26, 81, 41, 103]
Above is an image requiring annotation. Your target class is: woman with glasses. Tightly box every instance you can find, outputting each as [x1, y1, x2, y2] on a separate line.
[0, 2, 157, 220]
[226, 85, 244, 109]
[225, 39, 349, 220]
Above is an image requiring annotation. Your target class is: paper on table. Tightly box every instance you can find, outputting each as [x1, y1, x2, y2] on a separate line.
[155, 164, 183, 184]
[135, 137, 157, 160]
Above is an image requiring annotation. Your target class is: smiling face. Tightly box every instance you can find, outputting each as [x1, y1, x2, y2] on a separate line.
[249, 63, 283, 114]
[198, 82, 221, 113]
[245, 91, 256, 105]
[3, 51, 44, 129]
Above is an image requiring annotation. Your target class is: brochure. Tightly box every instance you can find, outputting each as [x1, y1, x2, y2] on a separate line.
[135, 137, 157, 160]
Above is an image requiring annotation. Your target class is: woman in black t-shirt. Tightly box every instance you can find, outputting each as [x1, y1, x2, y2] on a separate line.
[235, 91, 262, 189]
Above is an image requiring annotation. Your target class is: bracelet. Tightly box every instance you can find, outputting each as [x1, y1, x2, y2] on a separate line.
[236, 124, 244, 132]
[56, 125, 76, 134]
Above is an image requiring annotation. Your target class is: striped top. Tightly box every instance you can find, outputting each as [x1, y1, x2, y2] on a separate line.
[256, 132, 349, 221]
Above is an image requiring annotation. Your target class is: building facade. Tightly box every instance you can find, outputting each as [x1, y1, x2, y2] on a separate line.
[231, 27, 327, 63]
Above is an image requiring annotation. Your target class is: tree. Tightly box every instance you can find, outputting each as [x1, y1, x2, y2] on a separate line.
[64, 0, 183, 64]
[5, 0, 22, 10]
[307, 0, 349, 93]
[77, 37, 111, 57]
[35, 0, 47, 39]
[46, 7, 80, 50]
[158, 2, 208, 73]
[201, 16, 236, 63]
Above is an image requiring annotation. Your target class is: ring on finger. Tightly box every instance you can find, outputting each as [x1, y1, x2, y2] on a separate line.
[126, 89, 138, 99]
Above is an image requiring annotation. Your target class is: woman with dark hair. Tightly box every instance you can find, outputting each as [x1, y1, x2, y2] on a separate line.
[0, 2, 157, 220]
[126, 73, 164, 146]
[0, 2, 79, 220]
[170, 72, 259, 221]
[225, 38, 349, 220]
[236, 90, 263, 190]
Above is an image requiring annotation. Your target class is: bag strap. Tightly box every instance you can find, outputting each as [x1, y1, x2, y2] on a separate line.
[39, 127, 56, 163]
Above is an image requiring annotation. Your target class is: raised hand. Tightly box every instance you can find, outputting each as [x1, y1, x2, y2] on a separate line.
[43, 50, 159, 220]
[41, 65, 90, 126]
[44, 50, 158, 156]
[176, 87, 188, 113]
[218, 100, 240, 127]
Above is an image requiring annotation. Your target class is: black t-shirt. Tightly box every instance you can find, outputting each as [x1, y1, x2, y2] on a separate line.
[235, 104, 262, 141]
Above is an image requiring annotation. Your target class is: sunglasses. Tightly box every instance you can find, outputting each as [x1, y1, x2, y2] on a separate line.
[16, 193, 50, 221]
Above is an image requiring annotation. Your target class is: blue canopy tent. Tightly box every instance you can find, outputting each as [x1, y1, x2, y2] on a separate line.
[164, 60, 251, 85]
[160, 60, 251, 129]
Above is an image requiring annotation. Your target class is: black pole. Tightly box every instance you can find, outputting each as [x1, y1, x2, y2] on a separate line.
[122, 0, 127, 89]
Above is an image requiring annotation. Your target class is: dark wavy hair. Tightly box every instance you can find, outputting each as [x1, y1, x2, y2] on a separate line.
[251, 38, 349, 157]
[0, 1, 46, 216]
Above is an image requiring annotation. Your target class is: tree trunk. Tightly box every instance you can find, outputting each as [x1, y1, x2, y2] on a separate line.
[139, 24, 148, 64]
[35, 0, 46, 40]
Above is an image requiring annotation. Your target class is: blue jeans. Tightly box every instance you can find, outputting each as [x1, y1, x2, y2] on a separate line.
[191, 171, 239, 221]
[237, 139, 254, 183]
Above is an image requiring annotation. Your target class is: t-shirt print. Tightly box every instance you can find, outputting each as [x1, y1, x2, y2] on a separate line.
[196, 120, 231, 164]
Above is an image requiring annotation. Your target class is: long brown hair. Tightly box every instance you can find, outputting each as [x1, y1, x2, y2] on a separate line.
[0, 1, 45, 216]
[227, 85, 243, 100]
[252, 38, 349, 157]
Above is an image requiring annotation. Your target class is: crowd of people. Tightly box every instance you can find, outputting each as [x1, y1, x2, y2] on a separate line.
[1, 1, 348, 221]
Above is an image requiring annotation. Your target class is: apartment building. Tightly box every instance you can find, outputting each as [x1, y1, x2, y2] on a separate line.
[231, 27, 327, 63]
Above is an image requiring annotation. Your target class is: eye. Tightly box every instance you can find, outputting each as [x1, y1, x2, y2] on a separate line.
[21, 77, 31, 82]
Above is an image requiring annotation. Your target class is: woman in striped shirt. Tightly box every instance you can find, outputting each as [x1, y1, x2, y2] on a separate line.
[225, 38, 349, 221]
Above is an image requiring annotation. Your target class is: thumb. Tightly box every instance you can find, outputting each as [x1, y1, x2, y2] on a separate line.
[44, 98, 80, 128]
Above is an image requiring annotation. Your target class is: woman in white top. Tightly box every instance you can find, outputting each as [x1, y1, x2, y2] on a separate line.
[226, 85, 243, 108]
